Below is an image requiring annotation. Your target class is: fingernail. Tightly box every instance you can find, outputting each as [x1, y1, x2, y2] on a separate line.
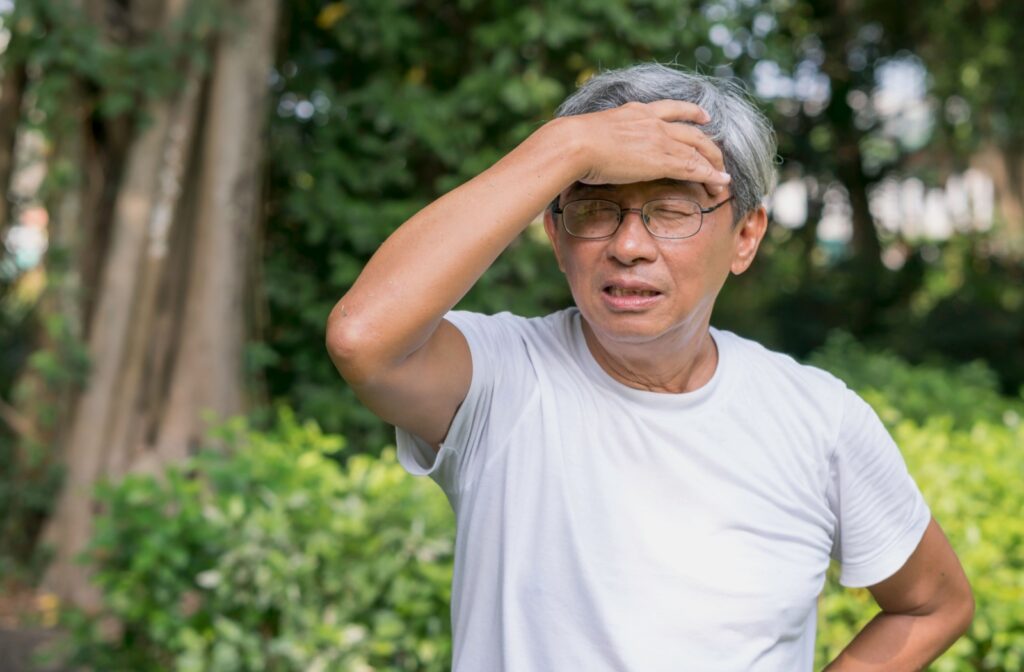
[700, 108, 711, 122]
[718, 171, 731, 182]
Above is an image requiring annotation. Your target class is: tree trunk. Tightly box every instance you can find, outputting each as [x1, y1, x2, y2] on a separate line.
[149, 0, 281, 470]
[37, 0, 280, 610]
[835, 133, 883, 269]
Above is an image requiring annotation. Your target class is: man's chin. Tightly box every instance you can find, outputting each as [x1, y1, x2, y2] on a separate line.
[582, 309, 669, 344]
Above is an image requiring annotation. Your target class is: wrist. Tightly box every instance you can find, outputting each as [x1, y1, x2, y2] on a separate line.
[536, 115, 590, 184]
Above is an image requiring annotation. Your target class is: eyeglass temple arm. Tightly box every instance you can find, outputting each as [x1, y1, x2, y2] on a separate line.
[700, 195, 734, 214]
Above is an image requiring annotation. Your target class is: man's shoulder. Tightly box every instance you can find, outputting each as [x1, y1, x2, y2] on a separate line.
[444, 306, 577, 349]
[715, 327, 849, 398]
[446, 306, 575, 333]
[716, 329, 856, 442]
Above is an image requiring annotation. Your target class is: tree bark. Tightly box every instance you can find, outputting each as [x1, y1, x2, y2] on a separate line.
[150, 0, 280, 471]
[38, 0, 281, 610]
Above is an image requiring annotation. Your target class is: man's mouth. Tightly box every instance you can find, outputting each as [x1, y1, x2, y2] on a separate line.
[604, 286, 661, 297]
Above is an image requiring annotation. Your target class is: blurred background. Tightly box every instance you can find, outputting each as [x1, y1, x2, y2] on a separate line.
[0, 0, 1021, 670]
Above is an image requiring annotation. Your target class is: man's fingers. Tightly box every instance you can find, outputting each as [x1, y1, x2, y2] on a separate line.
[669, 143, 730, 184]
[661, 122, 725, 173]
[579, 99, 730, 190]
[704, 181, 727, 197]
[645, 99, 710, 124]
[667, 147, 731, 194]
[645, 100, 731, 190]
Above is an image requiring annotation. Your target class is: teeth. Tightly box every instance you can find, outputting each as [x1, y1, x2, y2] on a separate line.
[608, 287, 659, 297]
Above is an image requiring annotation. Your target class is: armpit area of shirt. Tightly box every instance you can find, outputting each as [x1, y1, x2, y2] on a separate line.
[396, 428, 448, 475]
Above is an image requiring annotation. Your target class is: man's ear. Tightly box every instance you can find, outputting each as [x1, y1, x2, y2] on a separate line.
[543, 207, 566, 273]
[730, 205, 768, 276]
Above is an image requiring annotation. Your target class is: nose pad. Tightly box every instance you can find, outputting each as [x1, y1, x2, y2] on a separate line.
[608, 209, 658, 262]
[614, 209, 653, 239]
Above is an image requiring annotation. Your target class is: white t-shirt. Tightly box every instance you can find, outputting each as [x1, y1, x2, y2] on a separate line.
[396, 307, 931, 672]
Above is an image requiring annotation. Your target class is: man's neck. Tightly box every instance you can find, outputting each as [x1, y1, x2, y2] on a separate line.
[580, 316, 718, 394]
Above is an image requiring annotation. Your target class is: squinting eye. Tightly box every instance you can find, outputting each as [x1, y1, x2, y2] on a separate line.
[651, 208, 691, 219]
[575, 205, 616, 217]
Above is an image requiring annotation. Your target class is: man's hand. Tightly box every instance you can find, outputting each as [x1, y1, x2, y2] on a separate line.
[823, 517, 974, 671]
[564, 100, 732, 196]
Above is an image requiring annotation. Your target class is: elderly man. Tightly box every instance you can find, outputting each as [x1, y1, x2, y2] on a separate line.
[326, 63, 973, 671]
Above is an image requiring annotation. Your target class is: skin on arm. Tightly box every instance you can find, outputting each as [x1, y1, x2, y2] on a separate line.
[823, 517, 975, 671]
[325, 101, 731, 448]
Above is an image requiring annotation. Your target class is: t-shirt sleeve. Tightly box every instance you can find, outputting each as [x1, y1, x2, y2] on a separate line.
[826, 387, 932, 588]
[394, 310, 526, 496]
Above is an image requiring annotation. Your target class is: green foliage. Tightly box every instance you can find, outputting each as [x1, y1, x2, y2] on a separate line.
[914, 1, 1024, 155]
[6, 0, 222, 117]
[0, 433, 62, 585]
[0, 309, 86, 581]
[53, 408, 454, 672]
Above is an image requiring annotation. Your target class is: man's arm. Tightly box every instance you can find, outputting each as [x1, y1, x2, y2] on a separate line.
[325, 101, 730, 447]
[823, 517, 974, 671]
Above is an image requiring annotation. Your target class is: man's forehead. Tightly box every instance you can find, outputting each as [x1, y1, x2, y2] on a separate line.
[563, 178, 704, 196]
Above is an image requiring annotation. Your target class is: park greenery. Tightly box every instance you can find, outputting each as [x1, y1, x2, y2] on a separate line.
[1, 0, 1022, 670]
[53, 410, 456, 672]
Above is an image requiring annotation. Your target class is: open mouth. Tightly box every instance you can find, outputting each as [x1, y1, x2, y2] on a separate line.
[603, 286, 662, 297]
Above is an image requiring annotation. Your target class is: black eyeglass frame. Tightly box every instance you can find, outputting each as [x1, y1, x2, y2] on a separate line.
[552, 195, 735, 240]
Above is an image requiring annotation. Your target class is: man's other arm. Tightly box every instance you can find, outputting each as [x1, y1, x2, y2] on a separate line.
[822, 517, 974, 671]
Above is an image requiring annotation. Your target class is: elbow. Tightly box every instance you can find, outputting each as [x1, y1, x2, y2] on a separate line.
[956, 586, 976, 636]
[936, 578, 976, 640]
[325, 308, 382, 385]
[324, 314, 356, 363]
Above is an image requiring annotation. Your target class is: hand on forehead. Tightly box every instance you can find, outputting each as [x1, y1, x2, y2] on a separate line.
[563, 178, 716, 202]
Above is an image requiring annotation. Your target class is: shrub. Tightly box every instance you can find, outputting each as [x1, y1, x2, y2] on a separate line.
[52, 408, 454, 672]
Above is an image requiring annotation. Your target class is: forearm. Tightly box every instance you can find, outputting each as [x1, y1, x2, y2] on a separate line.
[326, 117, 582, 367]
[823, 606, 972, 672]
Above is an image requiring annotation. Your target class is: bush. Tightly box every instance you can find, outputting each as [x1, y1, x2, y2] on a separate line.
[52, 408, 454, 672]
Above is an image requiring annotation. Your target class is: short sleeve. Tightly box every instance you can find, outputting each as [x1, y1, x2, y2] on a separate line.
[826, 388, 932, 588]
[395, 310, 527, 496]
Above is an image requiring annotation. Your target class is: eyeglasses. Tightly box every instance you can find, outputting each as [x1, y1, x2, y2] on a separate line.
[553, 196, 734, 240]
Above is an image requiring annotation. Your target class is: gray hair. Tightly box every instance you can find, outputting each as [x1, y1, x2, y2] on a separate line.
[553, 63, 777, 223]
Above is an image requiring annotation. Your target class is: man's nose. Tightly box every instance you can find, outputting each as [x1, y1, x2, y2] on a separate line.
[607, 209, 658, 264]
